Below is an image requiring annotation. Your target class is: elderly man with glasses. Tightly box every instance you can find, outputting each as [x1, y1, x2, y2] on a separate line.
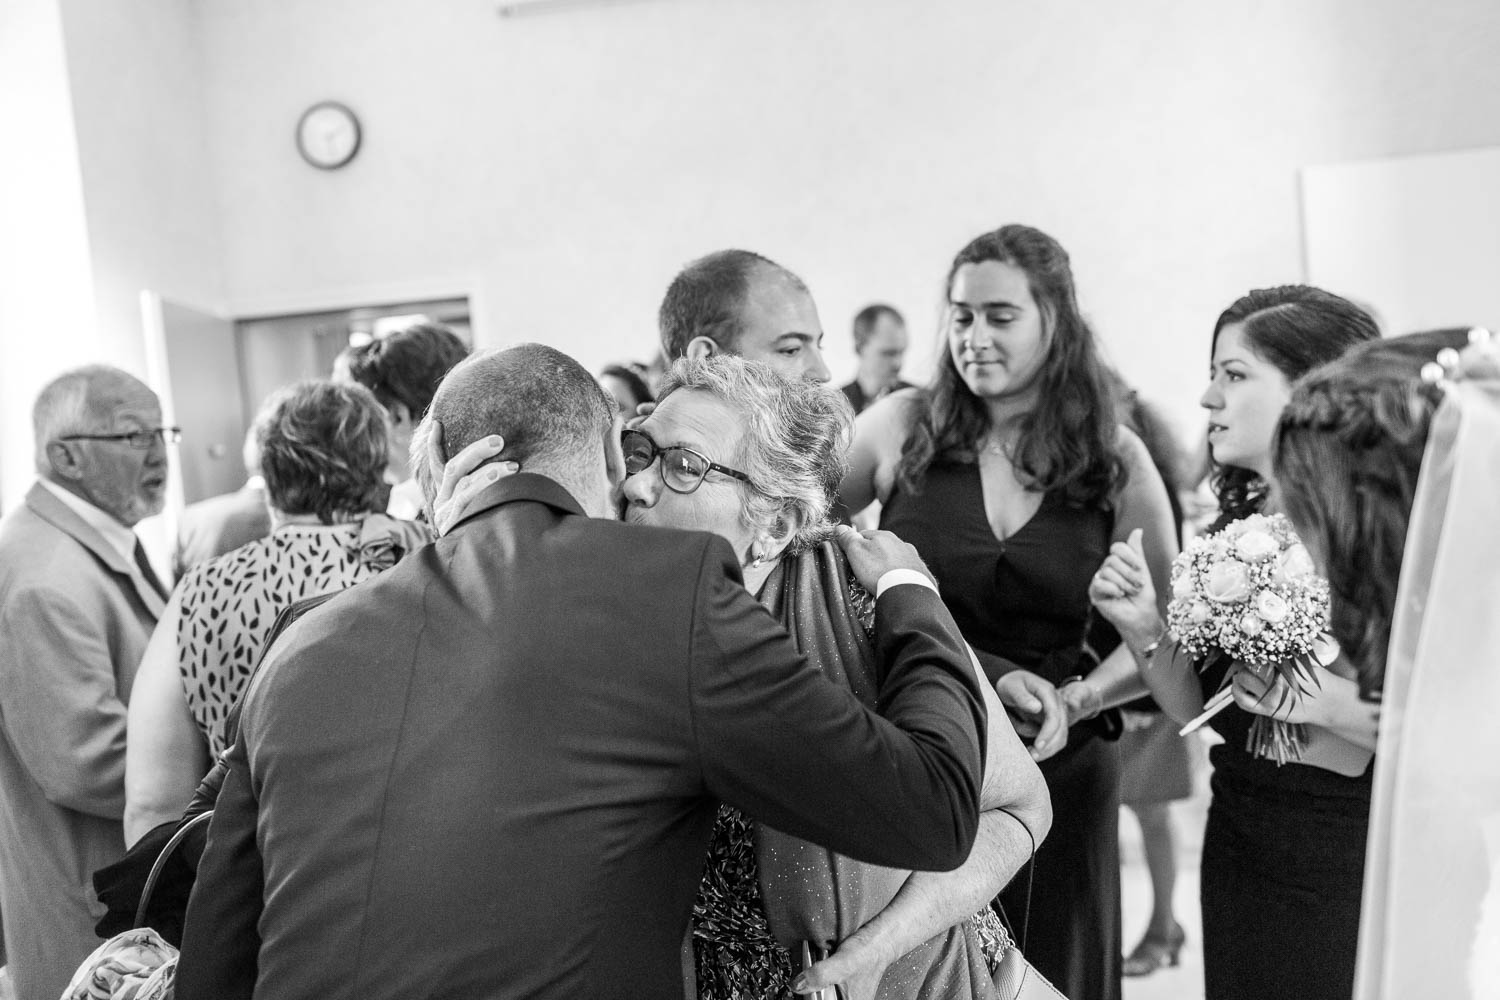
[0, 365, 176, 1000]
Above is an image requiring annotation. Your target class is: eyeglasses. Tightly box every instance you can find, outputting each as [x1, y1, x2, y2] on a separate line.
[621, 428, 751, 495]
[60, 427, 182, 450]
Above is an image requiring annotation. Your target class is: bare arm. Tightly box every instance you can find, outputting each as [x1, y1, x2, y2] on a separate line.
[795, 649, 1052, 997]
[1064, 428, 1181, 721]
[126, 592, 212, 845]
[1087, 537, 1204, 726]
[1232, 654, 1380, 750]
[1087, 430, 1204, 723]
[838, 391, 919, 519]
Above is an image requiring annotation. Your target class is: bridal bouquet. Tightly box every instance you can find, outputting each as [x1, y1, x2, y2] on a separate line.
[1165, 512, 1331, 764]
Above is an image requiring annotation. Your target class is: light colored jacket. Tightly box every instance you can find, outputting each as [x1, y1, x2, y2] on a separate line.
[0, 483, 162, 1000]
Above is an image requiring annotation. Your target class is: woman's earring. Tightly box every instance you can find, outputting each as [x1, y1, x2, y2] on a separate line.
[749, 549, 765, 569]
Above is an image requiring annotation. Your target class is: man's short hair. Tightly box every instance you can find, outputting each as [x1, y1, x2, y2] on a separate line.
[851, 304, 904, 355]
[657, 249, 806, 361]
[343, 323, 470, 418]
[422, 344, 614, 486]
[32, 365, 139, 475]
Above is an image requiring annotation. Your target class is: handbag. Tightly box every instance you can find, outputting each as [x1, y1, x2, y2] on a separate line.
[66, 811, 214, 1000]
[991, 934, 1066, 1000]
[989, 809, 1068, 1000]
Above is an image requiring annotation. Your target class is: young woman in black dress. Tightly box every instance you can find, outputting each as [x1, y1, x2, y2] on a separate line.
[840, 224, 1179, 1000]
[1088, 285, 1383, 999]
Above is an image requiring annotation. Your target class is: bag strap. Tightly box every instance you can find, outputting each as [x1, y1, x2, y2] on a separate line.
[992, 805, 1037, 952]
[133, 809, 215, 929]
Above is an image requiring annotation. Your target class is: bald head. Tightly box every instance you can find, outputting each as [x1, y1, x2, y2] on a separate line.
[415, 344, 617, 516]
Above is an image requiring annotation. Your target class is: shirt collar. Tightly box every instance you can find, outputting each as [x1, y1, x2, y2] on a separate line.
[38, 478, 139, 564]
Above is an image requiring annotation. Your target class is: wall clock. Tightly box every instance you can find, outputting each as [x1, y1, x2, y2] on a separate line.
[295, 101, 362, 170]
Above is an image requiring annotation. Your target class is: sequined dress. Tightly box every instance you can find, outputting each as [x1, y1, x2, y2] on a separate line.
[691, 550, 1006, 999]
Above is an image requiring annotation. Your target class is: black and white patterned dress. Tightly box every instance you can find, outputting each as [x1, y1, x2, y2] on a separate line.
[176, 517, 430, 754]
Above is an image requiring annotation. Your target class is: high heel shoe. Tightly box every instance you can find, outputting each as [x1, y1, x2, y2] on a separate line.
[1121, 923, 1186, 977]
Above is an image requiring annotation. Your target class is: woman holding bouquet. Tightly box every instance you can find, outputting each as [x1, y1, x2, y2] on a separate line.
[839, 224, 1181, 1000]
[1088, 285, 1382, 1000]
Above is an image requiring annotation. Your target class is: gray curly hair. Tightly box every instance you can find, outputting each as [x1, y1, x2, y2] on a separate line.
[659, 355, 853, 554]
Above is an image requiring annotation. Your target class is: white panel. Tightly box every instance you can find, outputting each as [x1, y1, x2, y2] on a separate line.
[1303, 148, 1500, 337]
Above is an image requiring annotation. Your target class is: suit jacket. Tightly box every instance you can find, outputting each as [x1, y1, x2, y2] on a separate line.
[177, 474, 985, 1000]
[171, 482, 272, 580]
[0, 483, 163, 1000]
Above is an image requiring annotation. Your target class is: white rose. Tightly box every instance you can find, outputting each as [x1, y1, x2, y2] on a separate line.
[1172, 572, 1196, 600]
[1240, 613, 1264, 636]
[1235, 529, 1279, 562]
[1204, 560, 1252, 603]
[1279, 544, 1316, 581]
[1189, 601, 1212, 624]
[1255, 591, 1290, 624]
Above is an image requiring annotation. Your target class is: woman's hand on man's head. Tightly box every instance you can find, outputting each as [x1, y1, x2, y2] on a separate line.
[427, 426, 519, 535]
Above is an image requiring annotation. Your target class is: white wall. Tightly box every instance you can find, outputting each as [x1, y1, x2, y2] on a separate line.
[192, 0, 1500, 441]
[7, 0, 1500, 509]
[0, 0, 226, 545]
[0, 0, 100, 508]
[61, 0, 227, 361]
[1304, 147, 1500, 337]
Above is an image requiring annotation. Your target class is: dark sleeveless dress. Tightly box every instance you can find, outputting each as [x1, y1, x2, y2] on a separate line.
[1197, 628, 1373, 1000]
[882, 460, 1121, 1000]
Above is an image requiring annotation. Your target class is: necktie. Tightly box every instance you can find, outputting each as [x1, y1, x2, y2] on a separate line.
[132, 538, 169, 601]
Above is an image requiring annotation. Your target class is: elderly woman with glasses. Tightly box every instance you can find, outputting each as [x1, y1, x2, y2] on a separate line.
[123, 380, 432, 846]
[435, 355, 1051, 999]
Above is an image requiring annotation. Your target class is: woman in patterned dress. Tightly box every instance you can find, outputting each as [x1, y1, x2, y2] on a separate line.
[123, 379, 430, 845]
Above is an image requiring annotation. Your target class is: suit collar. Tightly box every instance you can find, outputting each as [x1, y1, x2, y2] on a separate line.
[37, 478, 136, 563]
[447, 473, 588, 533]
[25, 482, 166, 617]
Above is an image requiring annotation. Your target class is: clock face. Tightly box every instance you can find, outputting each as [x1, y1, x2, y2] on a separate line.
[296, 102, 361, 170]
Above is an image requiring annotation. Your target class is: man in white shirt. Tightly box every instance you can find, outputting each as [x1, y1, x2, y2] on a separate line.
[0, 365, 171, 1000]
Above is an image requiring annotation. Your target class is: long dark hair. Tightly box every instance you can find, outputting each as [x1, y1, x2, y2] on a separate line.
[1206, 286, 1380, 529]
[896, 225, 1121, 507]
[1272, 328, 1469, 700]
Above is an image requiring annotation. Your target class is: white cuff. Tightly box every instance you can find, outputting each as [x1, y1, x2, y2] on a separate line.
[875, 568, 938, 600]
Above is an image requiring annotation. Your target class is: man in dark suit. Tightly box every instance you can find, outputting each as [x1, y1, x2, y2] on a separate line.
[178, 344, 987, 1000]
[171, 428, 271, 579]
[0, 366, 171, 1000]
